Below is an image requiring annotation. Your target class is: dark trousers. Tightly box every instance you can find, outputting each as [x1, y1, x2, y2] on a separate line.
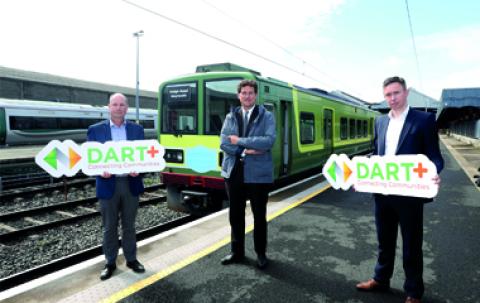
[99, 177, 139, 265]
[373, 195, 424, 299]
[225, 160, 270, 256]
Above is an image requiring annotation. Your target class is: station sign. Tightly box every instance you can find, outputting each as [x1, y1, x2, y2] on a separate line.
[322, 154, 439, 198]
[35, 140, 166, 177]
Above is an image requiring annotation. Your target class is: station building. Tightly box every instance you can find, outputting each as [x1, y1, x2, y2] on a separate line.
[0, 65, 157, 109]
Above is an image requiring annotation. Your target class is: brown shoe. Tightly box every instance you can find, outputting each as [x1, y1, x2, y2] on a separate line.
[356, 279, 390, 292]
[405, 297, 421, 303]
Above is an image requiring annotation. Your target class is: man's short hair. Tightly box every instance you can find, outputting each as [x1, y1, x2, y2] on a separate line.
[109, 93, 128, 104]
[383, 76, 407, 90]
[237, 80, 258, 94]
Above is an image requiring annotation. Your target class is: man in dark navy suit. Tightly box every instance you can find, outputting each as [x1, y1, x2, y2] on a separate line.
[87, 93, 146, 280]
[356, 77, 444, 303]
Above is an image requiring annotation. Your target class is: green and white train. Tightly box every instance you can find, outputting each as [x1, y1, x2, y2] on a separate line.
[0, 99, 157, 146]
[158, 63, 378, 213]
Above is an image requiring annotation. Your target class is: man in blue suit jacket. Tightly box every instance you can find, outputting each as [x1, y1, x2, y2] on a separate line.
[87, 93, 146, 280]
[356, 77, 444, 303]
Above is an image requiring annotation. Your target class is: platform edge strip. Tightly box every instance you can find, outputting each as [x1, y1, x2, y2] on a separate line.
[102, 184, 331, 303]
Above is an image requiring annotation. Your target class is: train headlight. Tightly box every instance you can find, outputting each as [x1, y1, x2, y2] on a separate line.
[164, 149, 184, 163]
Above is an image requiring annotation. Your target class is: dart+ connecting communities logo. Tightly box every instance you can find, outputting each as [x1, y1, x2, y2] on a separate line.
[35, 140, 166, 177]
[322, 154, 439, 198]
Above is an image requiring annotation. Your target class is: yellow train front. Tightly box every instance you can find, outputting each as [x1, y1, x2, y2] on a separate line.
[158, 63, 378, 213]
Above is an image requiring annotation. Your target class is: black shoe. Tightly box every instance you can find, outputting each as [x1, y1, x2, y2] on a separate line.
[256, 255, 268, 270]
[100, 264, 116, 280]
[126, 260, 145, 273]
[221, 254, 244, 265]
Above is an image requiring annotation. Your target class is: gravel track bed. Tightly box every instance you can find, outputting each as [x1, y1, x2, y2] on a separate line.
[0, 186, 95, 214]
[0, 175, 160, 214]
[0, 201, 184, 279]
[4, 212, 66, 229]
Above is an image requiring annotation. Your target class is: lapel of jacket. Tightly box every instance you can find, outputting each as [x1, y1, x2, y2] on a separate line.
[234, 108, 243, 136]
[246, 105, 259, 136]
[396, 110, 414, 154]
[378, 116, 389, 156]
[104, 120, 112, 141]
[125, 121, 133, 140]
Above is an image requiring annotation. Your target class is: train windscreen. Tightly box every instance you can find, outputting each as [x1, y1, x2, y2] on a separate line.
[161, 83, 197, 134]
[204, 79, 241, 135]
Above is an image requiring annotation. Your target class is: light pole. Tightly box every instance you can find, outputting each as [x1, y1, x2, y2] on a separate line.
[133, 30, 144, 123]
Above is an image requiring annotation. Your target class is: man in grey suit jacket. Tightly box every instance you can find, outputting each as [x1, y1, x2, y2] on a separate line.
[220, 79, 276, 269]
[356, 77, 444, 303]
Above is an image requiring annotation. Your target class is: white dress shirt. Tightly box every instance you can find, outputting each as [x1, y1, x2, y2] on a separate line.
[241, 106, 254, 158]
[110, 120, 127, 141]
[385, 106, 410, 156]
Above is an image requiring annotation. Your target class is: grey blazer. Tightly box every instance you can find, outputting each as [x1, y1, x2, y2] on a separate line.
[220, 105, 276, 183]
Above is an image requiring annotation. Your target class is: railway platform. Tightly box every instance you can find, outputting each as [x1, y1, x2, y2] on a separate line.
[0, 145, 43, 162]
[1, 139, 479, 303]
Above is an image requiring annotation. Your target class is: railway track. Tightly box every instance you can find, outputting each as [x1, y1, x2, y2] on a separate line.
[0, 174, 161, 213]
[0, 184, 165, 243]
[0, 213, 195, 291]
[0, 177, 95, 202]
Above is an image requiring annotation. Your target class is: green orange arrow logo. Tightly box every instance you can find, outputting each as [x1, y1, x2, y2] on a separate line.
[43, 147, 58, 169]
[69, 147, 82, 168]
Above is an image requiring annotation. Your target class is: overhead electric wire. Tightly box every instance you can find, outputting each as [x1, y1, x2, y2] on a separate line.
[121, 0, 331, 88]
[405, 0, 423, 91]
[200, 0, 306, 65]
[204, 0, 368, 97]
[199, 0, 356, 93]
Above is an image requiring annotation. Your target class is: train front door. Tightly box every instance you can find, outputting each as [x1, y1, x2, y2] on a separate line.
[264, 101, 291, 177]
[280, 101, 291, 176]
[324, 109, 333, 154]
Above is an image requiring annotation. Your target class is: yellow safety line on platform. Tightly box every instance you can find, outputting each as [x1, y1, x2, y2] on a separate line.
[101, 184, 331, 303]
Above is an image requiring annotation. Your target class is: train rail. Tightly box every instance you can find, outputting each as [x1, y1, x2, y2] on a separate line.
[0, 184, 165, 243]
[0, 213, 195, 292]
[0, 174, 161, 213]
[0, 177, 95, 202]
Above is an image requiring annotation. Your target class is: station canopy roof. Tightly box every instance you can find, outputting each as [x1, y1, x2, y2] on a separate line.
[440, 87, 480, 108]
[436, 88, 480, 128]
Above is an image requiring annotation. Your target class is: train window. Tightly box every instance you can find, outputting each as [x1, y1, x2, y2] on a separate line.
[204, 79, 241, 135]
[10, 116, 58, 131]
[263, 103, 275, 112]
[363, 120, 368, 137]
[357, 120, 362, 137]
[81, 119, 103, 128]
[139, 120, 155, 129]
[59, 117, 83, 130]
[340, 117, 348, 140]
[161, 82, 197, 134]
[300, 112, 315, 144]
[349, 119, 355, 139]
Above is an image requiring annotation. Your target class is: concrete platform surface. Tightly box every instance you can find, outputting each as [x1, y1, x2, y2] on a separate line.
[1, 140, 478, 303]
